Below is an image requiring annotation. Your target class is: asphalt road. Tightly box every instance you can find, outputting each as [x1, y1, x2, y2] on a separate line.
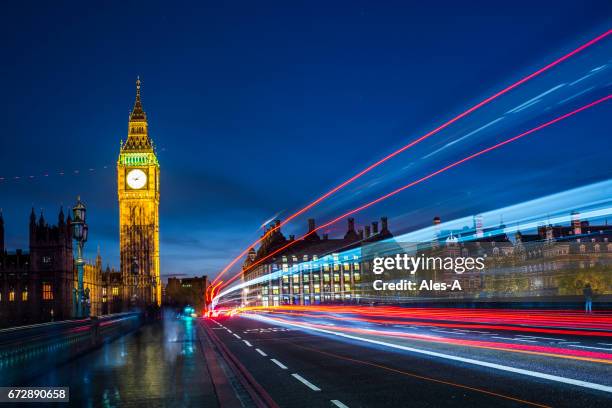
[206, 314, 612, 408]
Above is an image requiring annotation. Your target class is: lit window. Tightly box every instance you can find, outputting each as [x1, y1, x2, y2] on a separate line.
[353, 263, 360, 270]
[344, 284, 351, 292]
[323, 263, 330, 271]
[112, 286, 119, 296]
[354, 273, 361, 281]
[333, 273, 340, 282]
[22, 289, 28, 301]
[43, 283, 53, 300]
[333, 264, 340, 271]
[303, 274, 309, 283]
[9, 290, 15, 302]
[344, 273, 350, 282]
[314, 284, 320, 294]
[282, 275, 289, 283]
[323, 274, 330, 282]
[343, 263, 350, 271]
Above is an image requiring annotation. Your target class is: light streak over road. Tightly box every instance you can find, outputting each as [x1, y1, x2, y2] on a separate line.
[215, 95, 611, 295]
[208, 29, 612, 300]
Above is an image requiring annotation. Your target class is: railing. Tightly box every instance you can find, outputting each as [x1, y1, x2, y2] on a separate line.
[0, 312, 143, 385]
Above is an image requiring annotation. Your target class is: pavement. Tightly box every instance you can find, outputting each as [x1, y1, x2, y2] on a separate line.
[205, 310, 612, 408]
[27, 311, 219, 408]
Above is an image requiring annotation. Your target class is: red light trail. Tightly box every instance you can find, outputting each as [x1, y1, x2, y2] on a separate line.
[214, 94, 611, 295]
[208, 28, 612, 300]
[249, 314, 612, 363]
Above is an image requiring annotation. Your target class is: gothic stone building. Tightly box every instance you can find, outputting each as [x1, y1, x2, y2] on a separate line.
[0, 209, 123, 328]
[0, 209, 74, 327]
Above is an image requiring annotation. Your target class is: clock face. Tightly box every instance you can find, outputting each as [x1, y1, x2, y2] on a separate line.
[126, 169, 147, 189]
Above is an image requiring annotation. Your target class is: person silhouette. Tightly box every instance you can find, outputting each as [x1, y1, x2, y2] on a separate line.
[583, 283, 593, 314]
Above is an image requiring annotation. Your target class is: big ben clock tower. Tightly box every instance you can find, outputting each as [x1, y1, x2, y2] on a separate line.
[118, 77, 161, 307]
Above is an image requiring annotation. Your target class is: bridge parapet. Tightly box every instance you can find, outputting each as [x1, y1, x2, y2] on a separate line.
[0, 312, 143, 385]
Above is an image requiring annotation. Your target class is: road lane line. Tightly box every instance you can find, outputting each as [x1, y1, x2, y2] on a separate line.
[435, 330, 465, 335]
[598, 343, 612, 346]
[271, 359, 288, 369]
[233, 333, 241, 339]
[568, 344, 612, 351]
[516, 335, 564, 341]
[331, 399, 349, 408]
[291, 373, 321, 391]
[247, 314, 612, 393]
[256, 348, 268, 356]
[244, 340, 253, 347]
[492, 336, 538, 342]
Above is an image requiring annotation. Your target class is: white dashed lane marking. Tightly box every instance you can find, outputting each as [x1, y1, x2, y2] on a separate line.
[270, 359, 288, 369]
[331, 400, 349, 408]
[291, 373, 321, 391]
[243, 340, 253, 347]
[256, 348, 267, 356]
[568, 344, 612, 351]
[233, 333, 241, 339]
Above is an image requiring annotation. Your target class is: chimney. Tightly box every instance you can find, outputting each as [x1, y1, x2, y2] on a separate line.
[347, 217, 356, 232]
[365, 225, 371, 238]
[308, 218, 315, 233]
[372, 221, 379, 234]
[474, 215, 483, 238]
[433, 216, 441, 225]
[571, 211, 581, 235]
[323, 233, 329, 240]
[358, 229, 364, 240]
[381, 217, 389, 233]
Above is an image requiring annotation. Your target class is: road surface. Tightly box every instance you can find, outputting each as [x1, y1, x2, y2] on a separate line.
[205, 309, 612, 408]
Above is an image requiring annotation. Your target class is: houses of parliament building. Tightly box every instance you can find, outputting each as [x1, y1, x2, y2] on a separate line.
[0, 209, 123, 327]
[0, 78, 161, 327]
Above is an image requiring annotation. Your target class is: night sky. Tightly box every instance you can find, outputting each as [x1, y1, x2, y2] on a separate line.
[1, 1, 611, 280]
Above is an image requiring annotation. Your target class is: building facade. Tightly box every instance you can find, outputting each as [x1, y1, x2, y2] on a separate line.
[242, 217, 392, 307]
[241, 212, 611, 307]
[0, 209, 121, 327]
[117, 78, 161, 307]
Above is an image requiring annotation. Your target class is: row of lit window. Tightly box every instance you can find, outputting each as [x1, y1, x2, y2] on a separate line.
[260, 283, 353, 295]
[0, 283, 54, 302]
[280, 272, 361, 284]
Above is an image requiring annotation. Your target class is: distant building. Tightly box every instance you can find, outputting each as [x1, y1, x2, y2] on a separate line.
[164, 276, 208, 312]
[242, 217, 392, 307]
[0, 209, 123, 328]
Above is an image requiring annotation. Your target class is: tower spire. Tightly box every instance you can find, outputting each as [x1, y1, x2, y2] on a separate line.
[129, 76, 146, 121]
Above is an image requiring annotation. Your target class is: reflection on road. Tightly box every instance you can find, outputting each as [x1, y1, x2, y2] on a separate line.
[30, 311, 217, 407]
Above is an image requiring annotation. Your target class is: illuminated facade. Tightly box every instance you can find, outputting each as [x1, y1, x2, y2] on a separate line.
[242, 217, 392, 306]
[117, 78, 161, 307]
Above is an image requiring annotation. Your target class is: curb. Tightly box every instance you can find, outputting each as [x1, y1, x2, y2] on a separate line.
[200, 319, 280, 408]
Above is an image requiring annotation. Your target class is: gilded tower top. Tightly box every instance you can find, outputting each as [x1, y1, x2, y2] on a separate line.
[121, 76, 155, 154]
[130, 76, 147, 121]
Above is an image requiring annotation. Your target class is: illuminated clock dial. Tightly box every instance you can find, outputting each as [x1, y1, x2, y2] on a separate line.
[126, 169, 147, 189]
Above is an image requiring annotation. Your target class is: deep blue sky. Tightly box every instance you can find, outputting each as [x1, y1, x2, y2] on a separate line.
[1, 1, 611, 280]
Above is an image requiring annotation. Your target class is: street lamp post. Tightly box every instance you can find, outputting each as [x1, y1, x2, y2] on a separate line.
[72, 196, 89, 318]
